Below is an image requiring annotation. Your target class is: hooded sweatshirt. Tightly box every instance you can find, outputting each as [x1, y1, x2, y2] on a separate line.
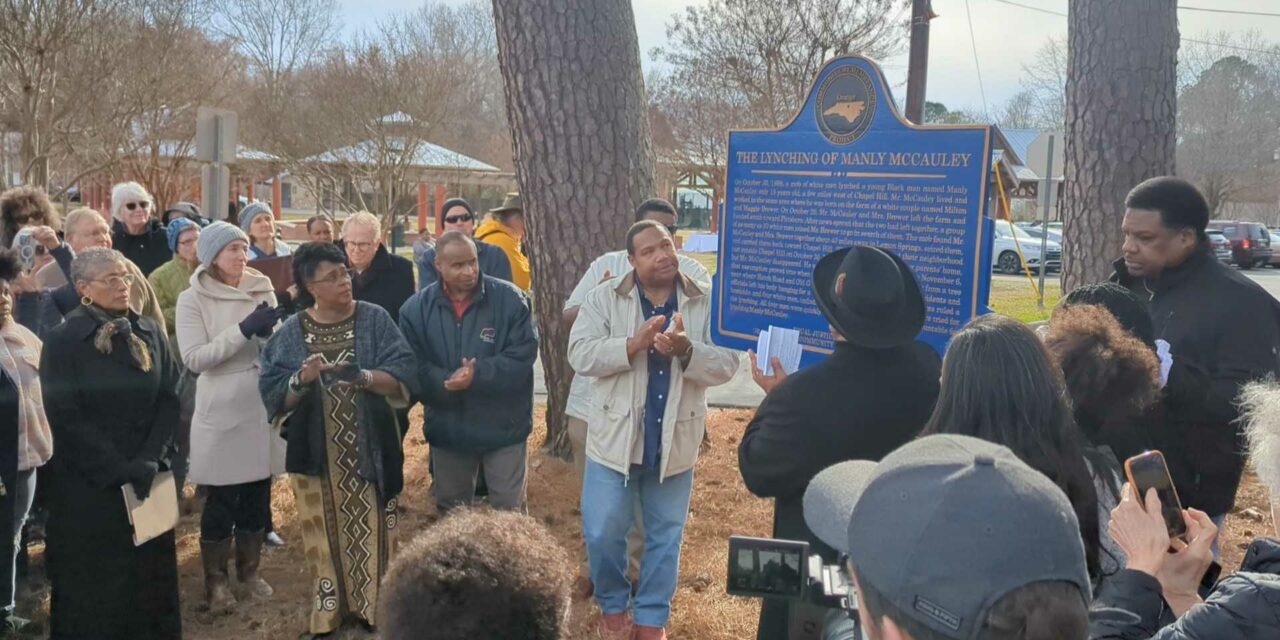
[475, 218, 530, 292]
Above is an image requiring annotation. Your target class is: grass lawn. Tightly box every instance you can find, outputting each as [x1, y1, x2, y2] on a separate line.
[989, 276, 1061, 323]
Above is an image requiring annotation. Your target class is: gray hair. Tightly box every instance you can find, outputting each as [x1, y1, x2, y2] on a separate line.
[64, 207, 107, 239]
[341, 211, 382, 239]
[1241, 380, 1280, 497]
[71, 247, 128, 286]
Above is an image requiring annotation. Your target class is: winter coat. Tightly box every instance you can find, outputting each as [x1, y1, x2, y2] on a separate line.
[397, 275, 538, 453]
[112, 218, 172, 276]
[416, 238, 512, 291]
[568, 272, 739, 480]
[475, 219, 530, 291]
[248, 239, 291, 260]
[147, 256, 195, 337]
[1112, 246, 1280, 515]
[349, 243, 415, 324]
[175, 266, 284, 485]
[259, 302, 418, 500]
[739, 341, 941, 640]
[1089, 537, 1280, 639]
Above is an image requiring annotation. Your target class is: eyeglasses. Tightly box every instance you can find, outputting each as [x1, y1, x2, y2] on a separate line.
[444, 214, 474, 224]
[12, 211, 44, 225]
[311, 268, 353, 286]
[345, 240, 376, 251]
[92, 273, 135, 288]
[125, 201, 150, 211]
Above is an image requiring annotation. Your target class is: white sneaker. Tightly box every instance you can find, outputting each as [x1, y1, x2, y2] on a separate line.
[265, 531, 286, 547]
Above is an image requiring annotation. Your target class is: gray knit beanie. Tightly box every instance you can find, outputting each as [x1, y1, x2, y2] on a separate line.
[239, 202, 273, 234]
[198, 221, 249, 266]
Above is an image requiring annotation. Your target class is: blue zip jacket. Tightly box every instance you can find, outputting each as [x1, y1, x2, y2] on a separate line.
[397, 275, 537, 452]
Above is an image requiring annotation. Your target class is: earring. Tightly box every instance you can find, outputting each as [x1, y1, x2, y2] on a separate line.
[81, 296, 93, 306]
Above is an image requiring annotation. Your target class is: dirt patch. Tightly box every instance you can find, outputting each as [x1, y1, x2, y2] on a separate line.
[15, 406, 1273, 638]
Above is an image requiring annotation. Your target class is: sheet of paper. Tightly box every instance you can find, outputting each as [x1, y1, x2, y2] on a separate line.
[757, 325, 801, 376]
[770, 326, 801, 375]
[756, 328, 771, 374]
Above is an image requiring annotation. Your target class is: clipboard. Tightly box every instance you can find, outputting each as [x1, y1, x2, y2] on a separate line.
[249, 255, 294, 296]
[122, 471, 179, 546]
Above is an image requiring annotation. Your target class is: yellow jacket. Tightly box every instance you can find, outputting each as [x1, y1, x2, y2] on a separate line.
[476, 219, 531, 291]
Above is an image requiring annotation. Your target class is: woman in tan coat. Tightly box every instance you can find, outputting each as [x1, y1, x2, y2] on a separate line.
[175, 222, 284, 610]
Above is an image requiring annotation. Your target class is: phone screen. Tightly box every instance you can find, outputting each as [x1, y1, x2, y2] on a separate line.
[1126, 452, 1187, 539]
[320, 362, 361, 385]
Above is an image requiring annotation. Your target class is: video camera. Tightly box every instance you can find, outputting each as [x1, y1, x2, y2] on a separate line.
[727, 535, 853, 608]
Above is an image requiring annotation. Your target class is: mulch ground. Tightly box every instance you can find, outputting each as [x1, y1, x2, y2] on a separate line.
[13, 406, 1274, 639]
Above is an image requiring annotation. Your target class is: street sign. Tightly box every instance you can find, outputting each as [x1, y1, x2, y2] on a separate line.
[196, 107, 238, 164]
[1027, 131, 1064, 179]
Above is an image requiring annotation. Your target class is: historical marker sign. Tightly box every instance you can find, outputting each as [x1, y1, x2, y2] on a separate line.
[712, 56, 994, 363]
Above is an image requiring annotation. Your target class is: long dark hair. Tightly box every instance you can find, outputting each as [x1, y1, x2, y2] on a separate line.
[922, 314, 1102, 580]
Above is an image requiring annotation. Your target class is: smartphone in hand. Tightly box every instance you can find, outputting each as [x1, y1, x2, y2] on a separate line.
[1124, 450, 1188, 541]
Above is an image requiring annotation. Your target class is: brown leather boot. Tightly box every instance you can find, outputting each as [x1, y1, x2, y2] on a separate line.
[234, 531, 275, 599]
[200, 538, 238, 611]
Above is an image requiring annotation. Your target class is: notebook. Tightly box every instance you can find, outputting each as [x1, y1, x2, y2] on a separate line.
[122, 471, 179, 546]
[249, 255, 294, 295]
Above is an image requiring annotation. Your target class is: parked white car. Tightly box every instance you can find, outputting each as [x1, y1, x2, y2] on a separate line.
[992, 220, 1061, 274]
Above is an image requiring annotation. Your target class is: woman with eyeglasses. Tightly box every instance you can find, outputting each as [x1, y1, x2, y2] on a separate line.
[40, 247, 182, 639]
[239, 202, 291, 260]
[0, 186, 62, 251]
[260, 241, 415, 638]
[175, 222, 284, 612]
[413, 197, 511, 291]
[109, 182, 171, 277]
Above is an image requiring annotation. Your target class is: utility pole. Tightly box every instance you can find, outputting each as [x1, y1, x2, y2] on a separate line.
[905, 0, 936, 124]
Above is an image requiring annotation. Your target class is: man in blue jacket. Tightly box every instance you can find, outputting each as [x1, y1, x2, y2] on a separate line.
[398, 230, 538, 511]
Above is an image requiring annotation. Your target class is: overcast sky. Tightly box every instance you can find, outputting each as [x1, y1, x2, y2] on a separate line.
[339, 0, 1279, 113]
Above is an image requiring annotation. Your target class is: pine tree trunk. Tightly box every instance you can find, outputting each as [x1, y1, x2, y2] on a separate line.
[1061, 0, 1178, 291]
[491, 0, 656, 457]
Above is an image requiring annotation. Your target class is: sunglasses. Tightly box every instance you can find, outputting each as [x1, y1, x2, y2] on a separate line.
[666, 225, 678, 236]
[444, 214, 474, 224]
[125, 201, 151, 211]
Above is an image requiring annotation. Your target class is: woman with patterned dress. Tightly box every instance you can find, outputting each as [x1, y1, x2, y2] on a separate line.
[259, 242, 416, 638]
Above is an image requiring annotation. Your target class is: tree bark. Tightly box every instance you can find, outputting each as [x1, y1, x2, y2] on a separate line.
[491, 0, 656, 457]
[1061, 0, 1178, 291]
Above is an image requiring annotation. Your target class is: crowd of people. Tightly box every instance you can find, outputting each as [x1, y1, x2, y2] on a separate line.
[0, 173, 1275, 640]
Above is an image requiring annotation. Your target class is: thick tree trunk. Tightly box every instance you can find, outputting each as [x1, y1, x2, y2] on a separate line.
[1061, 0, 1178, 291]
[491, 0, 656, 457]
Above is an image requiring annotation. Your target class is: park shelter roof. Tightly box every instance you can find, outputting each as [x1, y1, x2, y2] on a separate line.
[305, 137, 500, 173]
[998, 128, 1064, 183]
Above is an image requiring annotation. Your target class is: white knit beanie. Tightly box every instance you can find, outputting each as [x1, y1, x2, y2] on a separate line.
[111, 181, 153, 221]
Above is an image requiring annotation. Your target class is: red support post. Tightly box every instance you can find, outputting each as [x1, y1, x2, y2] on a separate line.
[434, 185, 447, 238]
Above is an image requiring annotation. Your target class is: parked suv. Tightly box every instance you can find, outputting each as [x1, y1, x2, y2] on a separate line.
[1207, 221, 1272, 269]
[1207, 230, 1233, 265]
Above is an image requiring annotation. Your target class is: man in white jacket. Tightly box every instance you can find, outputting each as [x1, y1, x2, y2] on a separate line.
[568, 219, 738, 640]
[561, 199, 710, 590]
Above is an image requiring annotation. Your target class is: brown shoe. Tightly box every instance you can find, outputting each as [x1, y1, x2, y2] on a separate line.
[573, 574, 594, 601]
[200, 538, 238, 612]
[596, 612, 632, 640]
[633, 625, 667, 640]
[234, 531, 275, 600]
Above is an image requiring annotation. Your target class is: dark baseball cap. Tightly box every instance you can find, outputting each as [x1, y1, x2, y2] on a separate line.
[802, 434, 1090, 639]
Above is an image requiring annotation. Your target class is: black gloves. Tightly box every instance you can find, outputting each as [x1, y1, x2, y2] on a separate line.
[126, 460, 159, 501]
[239, 302, 280, 339]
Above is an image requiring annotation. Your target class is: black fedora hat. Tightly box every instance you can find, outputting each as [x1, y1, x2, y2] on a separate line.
[811, 246, 926, 348]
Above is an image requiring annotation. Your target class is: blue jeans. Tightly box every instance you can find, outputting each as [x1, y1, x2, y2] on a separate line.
[582, 459, 693, 628]
[2, 469, 35, 615]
